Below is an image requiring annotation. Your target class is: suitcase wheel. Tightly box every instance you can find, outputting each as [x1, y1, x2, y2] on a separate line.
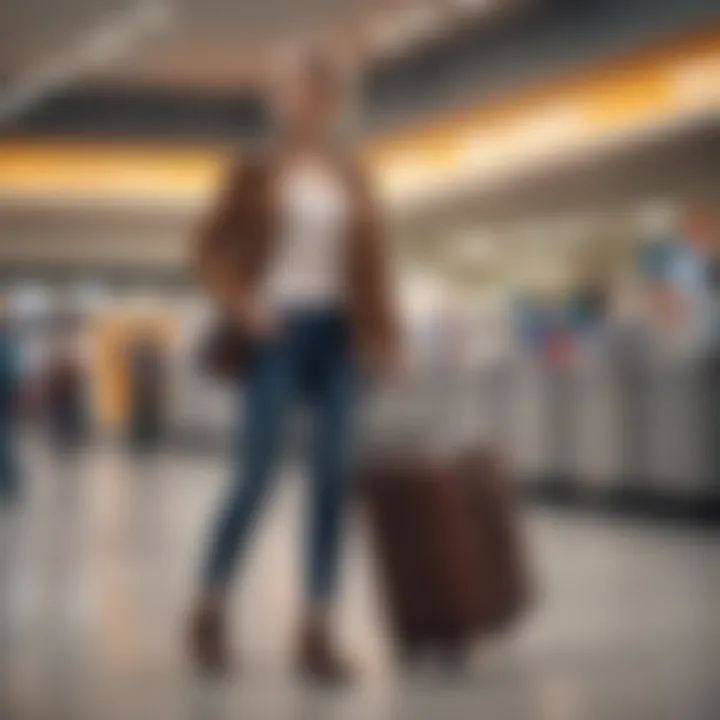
[437, 640, 471, 674]
[396, 637, 425, 667]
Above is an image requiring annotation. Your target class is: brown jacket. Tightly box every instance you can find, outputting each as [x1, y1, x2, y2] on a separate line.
[195, 149, 399, 367]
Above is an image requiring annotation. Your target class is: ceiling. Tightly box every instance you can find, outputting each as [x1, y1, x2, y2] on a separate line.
[4, 1, 716, 142]
[0, 0, 513, 91]
[399, 115, 720, 239]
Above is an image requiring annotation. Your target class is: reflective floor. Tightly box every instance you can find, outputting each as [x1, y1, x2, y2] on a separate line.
[1, 441, 719, 719]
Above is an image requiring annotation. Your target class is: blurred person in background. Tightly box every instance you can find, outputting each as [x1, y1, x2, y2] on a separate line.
[513, 292, 549, 357]
[0, 298, 21, 503]
[126, 329, 167, 454]
[643, 206, 718, 350]
[43, 318, 87, 453]
[190, 47, 400, 683]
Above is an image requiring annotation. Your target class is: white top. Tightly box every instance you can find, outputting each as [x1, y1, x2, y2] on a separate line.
[263, 160, 351, 310]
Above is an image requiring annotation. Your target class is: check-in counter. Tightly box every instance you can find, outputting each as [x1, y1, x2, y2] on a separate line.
[642, 351, 719, 499]
[487, 338, 718, 517]
[564, 348, 626, 493]
[498, 357, 556, 489]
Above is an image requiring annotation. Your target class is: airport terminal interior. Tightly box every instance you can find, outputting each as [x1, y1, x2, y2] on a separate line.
[1, 1, 719, 718]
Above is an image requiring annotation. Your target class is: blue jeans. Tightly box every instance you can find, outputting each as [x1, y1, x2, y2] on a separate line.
[203, 309, 358, 603]
[0, 419, 19, 503]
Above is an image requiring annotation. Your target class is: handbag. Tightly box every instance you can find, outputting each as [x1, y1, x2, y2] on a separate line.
[197, 317, 253, 381]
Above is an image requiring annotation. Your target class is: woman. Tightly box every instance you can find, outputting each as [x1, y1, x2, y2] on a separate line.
[189, 49, 400, 683]
[0, 302, 20, 503]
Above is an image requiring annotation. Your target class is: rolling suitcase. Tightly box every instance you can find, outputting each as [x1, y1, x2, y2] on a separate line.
[361, 445, 530, 663]
[459, 447, 530, 633]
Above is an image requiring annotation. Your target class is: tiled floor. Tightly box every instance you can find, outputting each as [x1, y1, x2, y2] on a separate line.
[1, 441, 719, 719]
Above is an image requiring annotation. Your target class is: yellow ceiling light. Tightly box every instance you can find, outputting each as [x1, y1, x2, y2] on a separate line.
[0, 142, 226, 204]
[0, 26, 718, 207]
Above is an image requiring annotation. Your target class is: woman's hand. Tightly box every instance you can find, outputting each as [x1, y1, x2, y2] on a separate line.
[366, 345, 409, 382]
[235, 300, 279, 340]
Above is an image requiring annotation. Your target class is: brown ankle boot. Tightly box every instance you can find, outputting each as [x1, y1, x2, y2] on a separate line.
[296, 616, 355, 686]
[188, 598, 230, 675]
